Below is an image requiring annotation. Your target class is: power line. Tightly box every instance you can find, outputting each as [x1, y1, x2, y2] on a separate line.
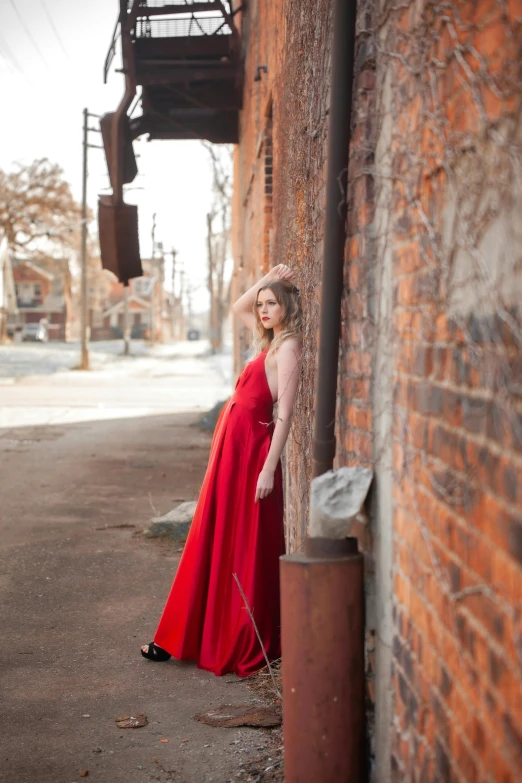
[0, 29, 34, 86]
[39, 0, 69, 59]
[7, 0, 50, 69]
[0, 31, 24, 75]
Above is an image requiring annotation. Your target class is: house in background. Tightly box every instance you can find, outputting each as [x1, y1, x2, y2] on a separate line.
[95, 290, 152, 340]
[11, 260, 70, 341]
[90, 256, 172, 341]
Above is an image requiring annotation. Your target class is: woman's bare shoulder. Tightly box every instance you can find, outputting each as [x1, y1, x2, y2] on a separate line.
[275, 336, 302, 362]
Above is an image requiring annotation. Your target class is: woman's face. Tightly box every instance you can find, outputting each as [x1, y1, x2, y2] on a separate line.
[256, 288, 284, 330]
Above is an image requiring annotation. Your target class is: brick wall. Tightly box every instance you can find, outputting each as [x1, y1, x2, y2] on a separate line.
[379, 3, 522, 780]
[233, 0, 335, 547]
[233, 1, 522, 780]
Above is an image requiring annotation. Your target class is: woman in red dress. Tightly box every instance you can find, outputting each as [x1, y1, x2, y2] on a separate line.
[141, 264, 302, 677]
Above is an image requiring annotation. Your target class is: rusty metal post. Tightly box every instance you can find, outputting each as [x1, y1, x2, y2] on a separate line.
[280, 538, 365, 782]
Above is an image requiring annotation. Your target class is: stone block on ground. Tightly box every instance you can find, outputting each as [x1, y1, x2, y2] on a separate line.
[143, 500, 197, 542]
[310, 467, 373, 539]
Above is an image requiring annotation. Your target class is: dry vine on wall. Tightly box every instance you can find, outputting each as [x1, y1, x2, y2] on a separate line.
[346, 1, 522, 779]
[273, 0, 334, 551]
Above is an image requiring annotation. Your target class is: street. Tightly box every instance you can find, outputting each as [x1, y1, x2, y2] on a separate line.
[0, 340, 275, 783]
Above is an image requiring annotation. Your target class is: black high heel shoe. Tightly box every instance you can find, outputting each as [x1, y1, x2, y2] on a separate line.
[140, 641, 171, 662]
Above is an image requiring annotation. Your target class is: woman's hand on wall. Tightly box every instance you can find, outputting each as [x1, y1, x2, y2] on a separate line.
[267, 264, 296, 282]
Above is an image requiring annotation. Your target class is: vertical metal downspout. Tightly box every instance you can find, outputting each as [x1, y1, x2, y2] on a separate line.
[111, 0, 139, 205]
[312, 0, 358, 478]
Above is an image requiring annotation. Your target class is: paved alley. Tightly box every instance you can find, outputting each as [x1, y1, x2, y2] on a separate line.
[0, 340, 277, 783]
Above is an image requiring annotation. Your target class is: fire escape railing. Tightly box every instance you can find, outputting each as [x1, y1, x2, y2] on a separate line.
[135, 15, 231, 38]
[104, 15, 121, 83]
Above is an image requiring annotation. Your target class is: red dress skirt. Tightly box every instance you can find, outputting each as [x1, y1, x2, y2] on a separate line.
[154, 349, 284, 677]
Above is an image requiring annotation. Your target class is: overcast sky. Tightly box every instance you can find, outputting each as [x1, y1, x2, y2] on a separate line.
[0, 0, 215, 311]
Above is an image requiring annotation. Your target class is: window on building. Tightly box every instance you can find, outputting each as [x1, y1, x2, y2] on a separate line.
[19, 283, 33, 303]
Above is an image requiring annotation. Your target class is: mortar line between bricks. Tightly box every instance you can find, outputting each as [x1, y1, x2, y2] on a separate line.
[395, 657, 491, 783]
[393, 372, 521, 406]
[393, 656, 487, 779]
[393, 591, 519, 739]
[404, 448, 520, 506]
[392, 579, 519, 733]
[413, 478, 522, 554]
[394, 494, 521, 611]
[394, 529, 521, 672]
[393, 414, 522, 471]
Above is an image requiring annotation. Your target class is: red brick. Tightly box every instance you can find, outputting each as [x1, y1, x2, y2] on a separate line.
[507, 0, 522, 21]
[474, 18, 508, 60]
[235, 1, 522, 778]
[342, 377, 370, 402]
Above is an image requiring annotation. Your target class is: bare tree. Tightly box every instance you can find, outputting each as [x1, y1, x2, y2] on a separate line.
[0, 158, 81, 253]
[202, 142, 233, 353]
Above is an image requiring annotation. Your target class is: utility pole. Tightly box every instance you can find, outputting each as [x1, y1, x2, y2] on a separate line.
[156, 241, 164, 343]
[179, 266, 185, 340]
[150, 213, 157, 344]
[80, 107, 103, 370]
[151, 212, 157, 259]
[171, 247, 177, 341]
[80, 108, 90, 370]
[207, 212, 217, 353]
[123, 285, 130, 355]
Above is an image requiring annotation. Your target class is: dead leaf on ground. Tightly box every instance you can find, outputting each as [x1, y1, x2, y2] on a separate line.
[160, 738, 169, 743]
[80, 771, 89, 778]
[115, 714, 148, 729]
[194, 704, 282, 728]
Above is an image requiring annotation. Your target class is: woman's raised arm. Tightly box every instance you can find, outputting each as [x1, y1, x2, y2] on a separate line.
[231, 264, 295, 330]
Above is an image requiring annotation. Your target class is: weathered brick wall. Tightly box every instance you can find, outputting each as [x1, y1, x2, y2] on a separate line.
[235, 0, 375, 550]
[234, 1, 522, 780]
[234, 0, 381, 770]
[376, 2, 522, 780]
[270, 0, 334, 549]
[232, 0, 284, 371]
[233, 0, 335, 548]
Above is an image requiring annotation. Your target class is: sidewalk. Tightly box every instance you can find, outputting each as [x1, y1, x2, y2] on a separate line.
[0, 345, 278, 783]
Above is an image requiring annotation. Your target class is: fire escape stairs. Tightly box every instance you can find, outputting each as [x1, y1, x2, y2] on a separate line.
[98, 0, 243, 284]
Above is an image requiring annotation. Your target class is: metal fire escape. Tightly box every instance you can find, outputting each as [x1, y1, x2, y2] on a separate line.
[99, 0, 243, 284]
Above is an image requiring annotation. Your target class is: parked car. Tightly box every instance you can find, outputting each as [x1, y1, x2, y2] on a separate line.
[187, 328, 200, 341]
[21, 323, 48, 343]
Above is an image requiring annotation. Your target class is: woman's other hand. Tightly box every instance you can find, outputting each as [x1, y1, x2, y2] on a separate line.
[268, 264, 295, 282]
[255, 468, 275, 502]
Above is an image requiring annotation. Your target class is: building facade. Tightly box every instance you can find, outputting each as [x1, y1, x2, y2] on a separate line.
[11, 260, 70, 341]
[90, 257, 172, 342]
[233, 2, 522, 781]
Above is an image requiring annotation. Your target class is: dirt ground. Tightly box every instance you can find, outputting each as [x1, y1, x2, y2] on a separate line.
[0, 396, 283, 783]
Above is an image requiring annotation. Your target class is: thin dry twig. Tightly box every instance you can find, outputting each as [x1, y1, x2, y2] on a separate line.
[148, 492, 159, 517]
[232, 572, 282, 699]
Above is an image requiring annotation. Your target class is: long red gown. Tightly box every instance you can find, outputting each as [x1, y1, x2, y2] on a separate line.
[154, 348, 285, 677]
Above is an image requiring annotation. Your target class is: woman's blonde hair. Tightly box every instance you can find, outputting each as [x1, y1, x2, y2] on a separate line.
[250, 278, 302, 358]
